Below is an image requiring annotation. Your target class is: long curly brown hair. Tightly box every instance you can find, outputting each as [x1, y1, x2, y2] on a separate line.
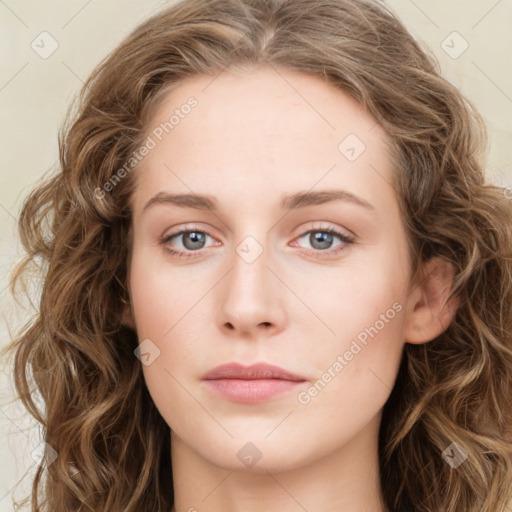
[3, 0, 512, 510]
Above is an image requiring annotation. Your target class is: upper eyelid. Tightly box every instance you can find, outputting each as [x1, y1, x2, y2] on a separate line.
[163, 222, 351, 238]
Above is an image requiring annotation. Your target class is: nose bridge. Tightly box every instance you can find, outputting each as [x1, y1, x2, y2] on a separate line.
[219, 229, 284, 334]
[229, 232, 271, 305]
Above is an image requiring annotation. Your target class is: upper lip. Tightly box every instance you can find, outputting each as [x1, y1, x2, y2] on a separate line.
[202, 362, 306, 381]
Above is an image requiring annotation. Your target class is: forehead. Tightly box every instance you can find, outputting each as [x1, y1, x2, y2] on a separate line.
[132, 65, 396, 215]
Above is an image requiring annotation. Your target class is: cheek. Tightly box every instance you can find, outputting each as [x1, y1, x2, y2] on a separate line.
[297, 241, 407, 345]
[294, 243, 407, 403]
[128, 248, 210, 422]
[129, 245, 204, 337]
[288, 289, 405, 464]
[303, 290, 405, 409]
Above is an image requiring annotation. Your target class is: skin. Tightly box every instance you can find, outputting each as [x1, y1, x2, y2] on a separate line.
[122, 65, 459, 512]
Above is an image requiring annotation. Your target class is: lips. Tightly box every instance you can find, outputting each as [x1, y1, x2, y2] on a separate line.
[201, 362, 307, 403]
[202, 362, 306, 382]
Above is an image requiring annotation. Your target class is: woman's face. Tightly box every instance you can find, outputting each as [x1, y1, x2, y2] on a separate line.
[126, 65, 416, 472]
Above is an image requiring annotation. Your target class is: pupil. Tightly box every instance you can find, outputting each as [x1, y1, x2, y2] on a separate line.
[311, 231, 332, 250]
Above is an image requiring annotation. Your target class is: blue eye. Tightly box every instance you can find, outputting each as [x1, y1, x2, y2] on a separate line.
[295, 228, 354, 254]
[160, 229, 212, 258]
[292, 228, 355, 258]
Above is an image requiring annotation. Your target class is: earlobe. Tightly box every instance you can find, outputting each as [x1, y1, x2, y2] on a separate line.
[403, 256, 460, 345]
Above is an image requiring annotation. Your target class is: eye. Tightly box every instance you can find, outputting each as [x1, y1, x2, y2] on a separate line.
[159, 223, 355, 259]
[291, 225, 355, 257]
[160, 226, 217, 259]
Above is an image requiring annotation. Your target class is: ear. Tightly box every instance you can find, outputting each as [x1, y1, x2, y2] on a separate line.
[403, 256, 460, 345]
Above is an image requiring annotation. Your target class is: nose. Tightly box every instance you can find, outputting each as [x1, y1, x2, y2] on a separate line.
[219, 236, 286, 339]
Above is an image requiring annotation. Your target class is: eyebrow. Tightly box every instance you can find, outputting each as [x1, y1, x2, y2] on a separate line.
[142, 189, 375, 213]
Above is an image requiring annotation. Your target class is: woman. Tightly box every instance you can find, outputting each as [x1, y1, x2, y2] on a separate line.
[4, 0, 512, 510]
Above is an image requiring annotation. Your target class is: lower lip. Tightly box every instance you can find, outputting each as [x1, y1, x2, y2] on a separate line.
[203, 378, 305, 403]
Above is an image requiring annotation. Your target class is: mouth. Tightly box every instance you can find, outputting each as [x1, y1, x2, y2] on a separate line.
[201, 362, 307, 404]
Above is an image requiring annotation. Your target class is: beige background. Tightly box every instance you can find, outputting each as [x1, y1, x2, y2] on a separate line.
[1, 0, 511, 509]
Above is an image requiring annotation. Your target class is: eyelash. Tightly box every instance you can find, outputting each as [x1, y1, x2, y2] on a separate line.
[159, 224, 356, 260]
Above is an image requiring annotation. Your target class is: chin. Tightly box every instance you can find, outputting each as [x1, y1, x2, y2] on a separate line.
[192, 435, 316, 474]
